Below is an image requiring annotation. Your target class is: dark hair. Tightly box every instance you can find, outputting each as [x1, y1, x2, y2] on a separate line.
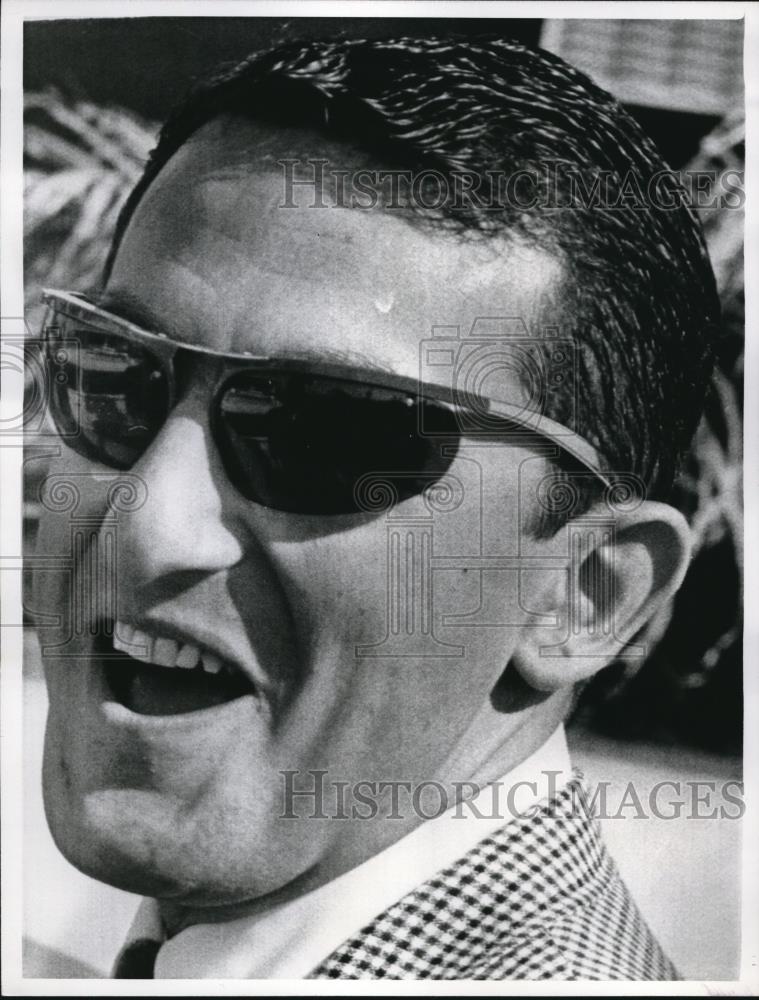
[105, 35, 720, 533]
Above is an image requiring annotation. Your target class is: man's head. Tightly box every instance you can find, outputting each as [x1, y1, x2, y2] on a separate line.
[36, 36, 718, 926]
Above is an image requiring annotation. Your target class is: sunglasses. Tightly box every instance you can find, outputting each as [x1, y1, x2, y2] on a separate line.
[40, 289, 610, 516]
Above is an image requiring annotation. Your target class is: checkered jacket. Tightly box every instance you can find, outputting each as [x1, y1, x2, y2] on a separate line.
[312, 774, 677, 980]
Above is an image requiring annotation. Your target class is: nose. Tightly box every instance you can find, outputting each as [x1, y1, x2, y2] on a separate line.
[104, 392, 244, 600]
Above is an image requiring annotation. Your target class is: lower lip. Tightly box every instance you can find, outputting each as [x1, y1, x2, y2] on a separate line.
[100, 685, 259, 732]
[98, 671, 260, 732]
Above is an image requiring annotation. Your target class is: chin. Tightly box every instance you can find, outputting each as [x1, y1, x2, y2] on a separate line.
[41, 749, 319, 907]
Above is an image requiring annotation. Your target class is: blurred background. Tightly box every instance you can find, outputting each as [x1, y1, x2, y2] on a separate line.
[22, 16, 743, 980]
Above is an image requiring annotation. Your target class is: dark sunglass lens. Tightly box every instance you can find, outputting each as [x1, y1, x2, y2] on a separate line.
[217, 373, 460, 514]
[46, 321, 169, 469]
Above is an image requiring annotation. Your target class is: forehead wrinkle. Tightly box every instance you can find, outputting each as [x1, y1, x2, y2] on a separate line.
[130, 176, 332, 304]
[144, 141, 540, 317]
[158, 182, 416, 321]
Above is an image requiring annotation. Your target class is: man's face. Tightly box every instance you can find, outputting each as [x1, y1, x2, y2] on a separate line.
[36, 117, 567, 909]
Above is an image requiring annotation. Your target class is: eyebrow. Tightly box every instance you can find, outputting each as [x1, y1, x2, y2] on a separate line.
[92, 287, 398, 377]
[92, 287, 194, 343]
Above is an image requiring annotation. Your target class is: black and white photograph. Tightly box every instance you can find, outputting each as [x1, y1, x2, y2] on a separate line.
[1, 0, 753, 991]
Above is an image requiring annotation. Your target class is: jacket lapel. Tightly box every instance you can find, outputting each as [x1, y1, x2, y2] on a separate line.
[312, 775, 677, 980]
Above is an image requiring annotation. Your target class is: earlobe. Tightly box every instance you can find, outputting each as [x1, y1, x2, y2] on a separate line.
[511, 500, 692, 692]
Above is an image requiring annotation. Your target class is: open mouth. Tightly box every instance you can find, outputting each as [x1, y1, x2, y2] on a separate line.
[102, 621, 255, 716]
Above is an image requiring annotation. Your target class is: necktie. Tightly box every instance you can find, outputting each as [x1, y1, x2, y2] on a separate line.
[113, 937, 162, 978]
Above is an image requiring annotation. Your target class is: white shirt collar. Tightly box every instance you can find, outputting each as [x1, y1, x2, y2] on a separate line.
[119, 724, 572, 979]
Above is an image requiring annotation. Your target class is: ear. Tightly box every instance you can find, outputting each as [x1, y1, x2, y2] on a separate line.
[511, 500, 692, 692]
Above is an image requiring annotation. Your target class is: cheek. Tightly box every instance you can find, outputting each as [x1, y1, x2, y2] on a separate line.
[32, 447, 117, 618]
[264, 505, 524, 670]
[265, 522, 512, 762]
[266, 524, 391, 651]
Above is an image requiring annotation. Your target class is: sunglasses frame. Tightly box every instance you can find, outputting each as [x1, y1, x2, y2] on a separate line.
[40, 288, 612, 491]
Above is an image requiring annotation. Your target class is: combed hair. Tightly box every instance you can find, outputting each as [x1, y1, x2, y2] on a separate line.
[105, 35, 721, 533]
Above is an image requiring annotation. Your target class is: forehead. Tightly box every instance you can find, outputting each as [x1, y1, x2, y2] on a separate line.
[106, 116, 564, 379]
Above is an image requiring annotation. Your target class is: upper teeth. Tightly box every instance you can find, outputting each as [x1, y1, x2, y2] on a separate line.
[113, 621, 224, 674]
